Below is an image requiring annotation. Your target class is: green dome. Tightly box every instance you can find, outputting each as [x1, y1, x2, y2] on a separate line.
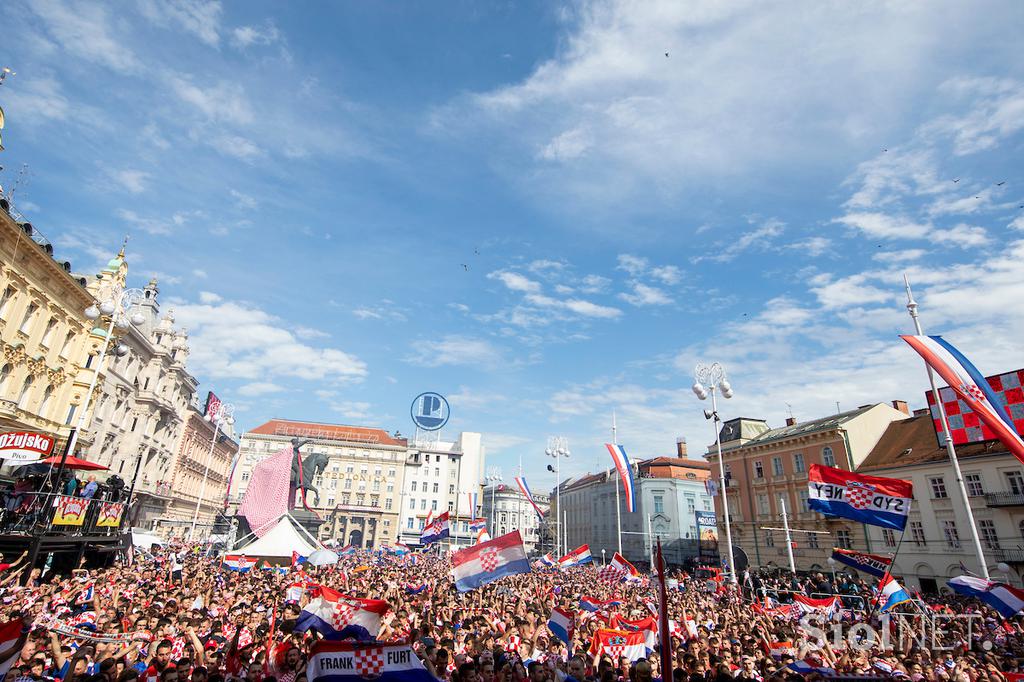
[105, 256, 124, 271]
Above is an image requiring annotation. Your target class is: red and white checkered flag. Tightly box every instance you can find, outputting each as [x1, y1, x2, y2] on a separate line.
[238, 446, 295, 537]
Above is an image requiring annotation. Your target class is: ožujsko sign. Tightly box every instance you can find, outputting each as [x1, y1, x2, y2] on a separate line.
[0, 431, 55, 462]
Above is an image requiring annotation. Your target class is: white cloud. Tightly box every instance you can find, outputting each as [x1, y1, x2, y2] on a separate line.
[650, 265, 682, 285]
[192, 269, 208, 279]
[925, 77, 1024, 156]
[3, 74, 70, 122]
[210, 134, 265, 162]
[787, 236, 832, 257]
[352, 301, 407, 322]
[109, 169, 150, 195]
[834, 212, 930, 239]
[692, 218, 785, 263]
[198, 291, 222, 304]
[527, 259, 566, 274]
[231, 22, 281, 48]
[538, 127, 592, 161]
[932, 223, 991, 248]
[619, 282, 673, 307]
[811, 274, 894, 309]
[30, 0, 141, 73]
[616, 254, 648, 276]
[230, 189, 258, 210]
[405, 335, 503, 368]
[294, 326, 329, 340]
[873, 248, 928, 264]
[141, 122, 171, 150]
[488, 270, 542, 294]
[115, 208, 172, 235]
[524, 293, 622, 319]
[329, 401, 374, 421]
[579, 274, 611, 294]
[175, 297, 368, 383]
[237, 381, 285, 397]
[138, 0, 223, 47]
[1010, 215, 1024, 231]
[170, 77, 253, 125]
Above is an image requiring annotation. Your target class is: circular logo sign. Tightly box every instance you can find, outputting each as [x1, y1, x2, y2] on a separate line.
[410, 392, 450, 431]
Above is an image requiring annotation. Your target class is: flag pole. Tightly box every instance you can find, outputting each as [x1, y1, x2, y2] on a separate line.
[613, 411, 622, 555]
[904, 275, 989, 579]
[655, 538, 674, 682]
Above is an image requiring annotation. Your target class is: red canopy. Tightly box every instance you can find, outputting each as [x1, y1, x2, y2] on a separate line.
[41, 456, 109, 471]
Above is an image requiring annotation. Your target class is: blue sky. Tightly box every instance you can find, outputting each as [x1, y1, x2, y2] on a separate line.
[3, 1, 1024, 489]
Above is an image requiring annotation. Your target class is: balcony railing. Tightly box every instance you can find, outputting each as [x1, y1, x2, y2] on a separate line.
[984, 492, 1024, 507]
[994, 548, 1024, 563]
[0, 491, 127, 536]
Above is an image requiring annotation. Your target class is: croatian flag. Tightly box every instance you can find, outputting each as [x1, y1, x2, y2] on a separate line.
[421, 512, 450, 545]
[579, 596, 621, 613]
[295, 586, 389, 638]
[405, 584, 429, 595]
[386, 543, 409, 556]
[948, 576, 1024, 618]
[339, 545, 355, 556]
[514, 477, 546, 519]
[450, 530, 531, 592]
[76, 583, 95, 604]
[547, 607, 574, 650]
[605, 444, 637, 512]
[588, 629, 646, 662]
[307, 640, 435, 682]
[470, 518, 487, 534]
[0, 619, 26, 678]
[223, 555, 258, 572]
[539, 553, 557, 567]
[464, 492, 480, 517]
[600, 552, 640, 583]
[903, 335, 1024, 466]
[830, 548, 892, 578]
[292, 552, 308, 567]
[792, 595, 839, 618]
[878, 574, 912, 613]
[558, 544, 594, 568]
[807, 463, 913, 531]
[786, 662, 837, 676]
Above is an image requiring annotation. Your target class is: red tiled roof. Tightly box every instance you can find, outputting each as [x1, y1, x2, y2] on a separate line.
[247, 419, 407, 446]
[641, 457, 712, 469]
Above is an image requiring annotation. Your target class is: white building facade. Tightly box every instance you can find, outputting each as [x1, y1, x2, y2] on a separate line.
[858, 413, 1024, 592]
[480, 483, 550, 554]
[398, 432, 485, 549]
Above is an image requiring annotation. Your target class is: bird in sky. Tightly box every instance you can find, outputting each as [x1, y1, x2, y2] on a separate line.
[461, 263, 469, 271]
[664, 52, 669, 58]
[997, 181, 1006, 186]
[953, 178, 960, 183]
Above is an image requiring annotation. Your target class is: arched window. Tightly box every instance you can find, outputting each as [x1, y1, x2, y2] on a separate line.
[38, 384, 54, 418]
[0, 364, 11, 393]
[822, 446, 836, 467]
[17, 375, 34, 410]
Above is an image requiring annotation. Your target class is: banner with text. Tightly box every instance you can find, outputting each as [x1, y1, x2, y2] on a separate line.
[52, 495, 88, 526]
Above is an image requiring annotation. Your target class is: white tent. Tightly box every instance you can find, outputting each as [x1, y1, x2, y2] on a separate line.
[131, 528, 164, 551]
[233, 515, 318, 558]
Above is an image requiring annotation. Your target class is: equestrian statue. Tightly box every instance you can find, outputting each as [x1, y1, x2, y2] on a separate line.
[288, 437, 329, 509]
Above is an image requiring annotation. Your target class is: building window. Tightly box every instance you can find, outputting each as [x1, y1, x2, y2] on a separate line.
[326, 497, 334, 507]
[19, 302, 38, 334]
[346, 464, 354, 473]
[765, 531, 774, 547]
[1006, 471, 1024, 495]
[882, 529, 896, 547]
[409, 498, 416, 509]
[411, 481, 418, 492]
[757, 494, 769, 515]
[910, 521, 926, 546]
[979, 519, 1000, 550]
[432, 500, 438, 510]
[383, 520, 390, 527]
[384, 498, 392, 510]
[448, 484, 455, 494]
[372, 480, 380, 491]
[771, 457, 784, 477]
[835, 530, 852, 549]
[64, 404, 76, 425]
[450, 470, 456, 479]
[241, 471, 250, 483]
[371, 496, 379, 508]
[943, 520, 961, 548]
[388, 467, 395, 477]
[798, 489, 809, 511]
[0, 286, 14, 319]
[930, 477, 948, 499]
[41, 317, 58, 346]
[822, 447, 836, 467]
[16, 375, 34, 410]
[448, 501, 454, 512]
[807, 533, 819, 549]
[432, 483, 439, 493]
[0, 364, 11, 393]
[965, 473, 984, 497]
[344, 479, 352, 490]
[420, 499, 427, 510]
[703, 499, 711, 511]
[793, 453, 805, 473]
[654, 495, 664, 514]
[407, 517, 414, 529]
[38, 384, 53, 418]
[753, 461, 764, 479]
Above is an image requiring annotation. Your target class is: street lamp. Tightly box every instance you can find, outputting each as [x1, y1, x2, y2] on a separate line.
[545, 437, 570, 558]
[55, 283, 144, 486]
[190, 401, 235, 541]
[827, 556, 838, 587]
[693, 362, 738, 585]
[601, 548, 606, 566]
[485, 468, 502, 536]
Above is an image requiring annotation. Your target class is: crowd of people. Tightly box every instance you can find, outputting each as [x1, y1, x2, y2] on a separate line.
[0, 542, 1017, 682]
